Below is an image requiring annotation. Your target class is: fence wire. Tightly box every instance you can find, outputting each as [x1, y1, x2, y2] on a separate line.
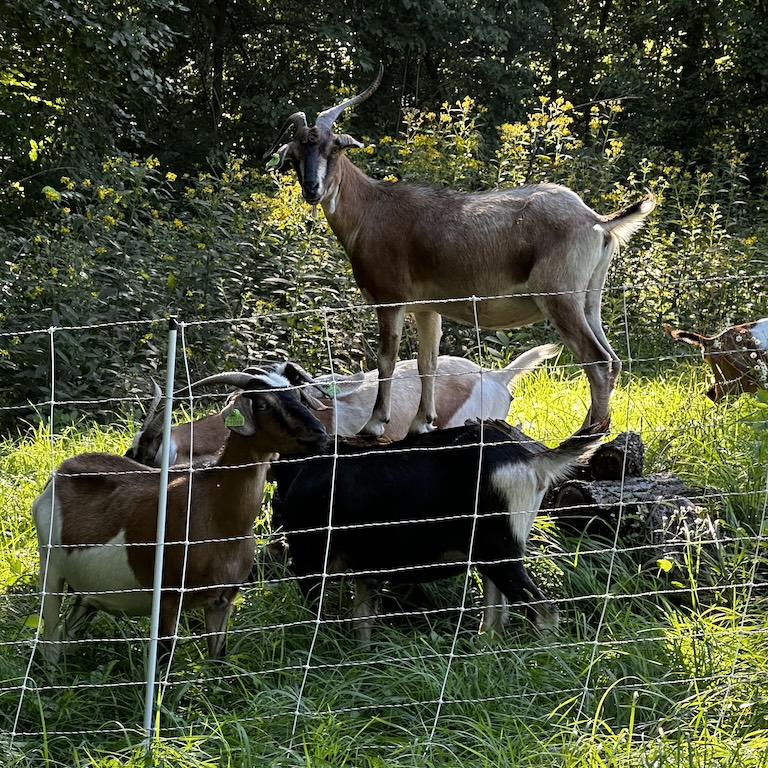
[1, 292, 767, 765]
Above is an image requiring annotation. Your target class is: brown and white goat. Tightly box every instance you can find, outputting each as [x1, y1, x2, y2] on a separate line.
[32, 369, 327, 662]
[664, 319, 768, 400]
[126, 344, 558, 467]
[266, 65, 656, 436]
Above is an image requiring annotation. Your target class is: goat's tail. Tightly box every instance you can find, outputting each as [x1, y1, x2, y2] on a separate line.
[600, 192, 656, 247]
[498, 343, 561, 388]
[532, 421, 607, 489]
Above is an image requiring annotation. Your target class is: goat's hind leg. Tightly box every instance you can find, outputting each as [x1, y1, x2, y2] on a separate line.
[482, 562, 559, 632]
[39, 570, 66, 663]
[543, 292, 616, 428]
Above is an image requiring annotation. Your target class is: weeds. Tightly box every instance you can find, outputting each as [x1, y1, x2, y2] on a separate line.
[1, 368, 767, 766]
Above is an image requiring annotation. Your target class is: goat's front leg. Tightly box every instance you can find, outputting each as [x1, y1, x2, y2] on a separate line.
[204, 591, 236, 658]
[360, 305, 405, 436]
[158, 594, 182, 663]
[409, 310, 442, 435]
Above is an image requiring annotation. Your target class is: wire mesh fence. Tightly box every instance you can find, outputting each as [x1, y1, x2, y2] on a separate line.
[1, 289, 768, 766]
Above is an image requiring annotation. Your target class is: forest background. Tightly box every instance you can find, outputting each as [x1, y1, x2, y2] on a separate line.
[2, 0, 768, 428]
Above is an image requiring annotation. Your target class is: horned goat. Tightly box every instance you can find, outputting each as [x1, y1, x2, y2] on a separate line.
[265, 64, 656, 436]
[271, 420, 605, 644]
[32, 369, 327, 663]
[126, 345, 558, 467]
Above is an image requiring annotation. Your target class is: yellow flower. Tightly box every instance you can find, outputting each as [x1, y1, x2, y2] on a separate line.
[82, 178, 92, 187]
[173, 218, 184, 228]
[166, 172, 177, 182]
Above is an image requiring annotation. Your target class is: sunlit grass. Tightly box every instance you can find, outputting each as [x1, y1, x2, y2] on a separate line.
[1, 364, 768, 766]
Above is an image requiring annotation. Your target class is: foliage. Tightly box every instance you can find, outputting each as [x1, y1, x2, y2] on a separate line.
[0, 0, 181, 214]
[4, 0, 768, 194]
[2, 370, 768, 766]
[2, 93, 768, 431]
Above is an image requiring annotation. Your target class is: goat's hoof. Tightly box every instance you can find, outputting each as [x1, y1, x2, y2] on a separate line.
[407, 420, 436, 436]
[533, 604, 560, 634]
[359, 419, 387, 438]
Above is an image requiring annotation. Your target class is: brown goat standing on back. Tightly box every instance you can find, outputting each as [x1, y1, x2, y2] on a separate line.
[266, 64, 656, 436]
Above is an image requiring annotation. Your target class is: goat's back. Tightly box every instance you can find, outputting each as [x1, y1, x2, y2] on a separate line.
[275, 423, 575, 580]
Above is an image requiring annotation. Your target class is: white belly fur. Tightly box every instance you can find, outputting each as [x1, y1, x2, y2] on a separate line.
[64, 530, 152, 616]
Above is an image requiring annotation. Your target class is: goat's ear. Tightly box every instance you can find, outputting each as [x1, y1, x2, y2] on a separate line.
[334, 134, 364, 152]
[298, 389, 329, 411]
[266, 144, 291, 172]
[221, 394, 258, 437]
[281, 361, 316, 386]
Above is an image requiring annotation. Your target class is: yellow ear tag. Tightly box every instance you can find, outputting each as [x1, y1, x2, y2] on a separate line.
[224, 408, 246, 428]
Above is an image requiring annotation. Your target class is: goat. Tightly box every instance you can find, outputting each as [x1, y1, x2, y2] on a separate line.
[265, 64, 656, 436]
[32, 369, 327, 662]
[271, 420, 604, 644]
[664, 319, 768, 400]
[126, 344, 558, 467]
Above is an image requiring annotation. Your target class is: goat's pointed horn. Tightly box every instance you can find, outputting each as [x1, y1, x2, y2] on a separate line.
[174, 372, 258, 400]
[263, 111, 309, 159]
[137, 378, 164, 430]
[146, 377, 163, 416]
[315, 63, 383, 132]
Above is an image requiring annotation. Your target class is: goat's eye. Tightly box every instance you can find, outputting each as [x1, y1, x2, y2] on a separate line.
[255, 400, 268, 411]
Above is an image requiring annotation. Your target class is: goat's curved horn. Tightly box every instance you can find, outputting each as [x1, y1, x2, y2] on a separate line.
[315, 63, 383, 132]
[186, 372, 258, 391]
[263, 112, 308, 159]
[141, 378, 163, 424]
[171, 371, 257, 402]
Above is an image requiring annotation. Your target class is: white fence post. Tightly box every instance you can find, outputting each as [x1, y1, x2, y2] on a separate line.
[143, 315, 179, 746]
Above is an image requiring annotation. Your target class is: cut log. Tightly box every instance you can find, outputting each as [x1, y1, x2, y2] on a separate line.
[544, 473, 715, 538]
[589, 431, 644, 480]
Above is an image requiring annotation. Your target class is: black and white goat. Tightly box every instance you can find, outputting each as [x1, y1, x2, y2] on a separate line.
[126, 345, 558, 467]
[32, 369, 327, 662]
[271, 420, 604, 643]
[266, 64, 655, 435]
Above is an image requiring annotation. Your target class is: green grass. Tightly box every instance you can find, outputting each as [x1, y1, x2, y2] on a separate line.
[2, 362, 768, 767]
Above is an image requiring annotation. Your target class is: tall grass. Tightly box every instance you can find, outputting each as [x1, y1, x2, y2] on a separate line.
[1, 363, 767, 766]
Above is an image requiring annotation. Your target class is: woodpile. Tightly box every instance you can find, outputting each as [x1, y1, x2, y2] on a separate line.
[538, 429, 723, 601]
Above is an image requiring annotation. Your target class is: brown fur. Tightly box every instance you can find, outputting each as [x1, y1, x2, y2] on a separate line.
[269, 72, 656, 435]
